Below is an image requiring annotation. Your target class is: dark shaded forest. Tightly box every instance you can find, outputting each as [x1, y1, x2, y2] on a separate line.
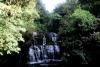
[36, 0, 100, 64]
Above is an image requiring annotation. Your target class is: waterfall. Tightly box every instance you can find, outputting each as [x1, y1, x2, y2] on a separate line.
[27, 32, 61, 65]
[43, 35, 46, 46]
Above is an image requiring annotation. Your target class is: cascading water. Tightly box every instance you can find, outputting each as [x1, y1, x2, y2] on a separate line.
[27, 32, 61, 66]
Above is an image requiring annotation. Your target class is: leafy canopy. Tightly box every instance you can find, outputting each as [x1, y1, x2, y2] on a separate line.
[0, 0, 39, 55]
[69, 8, 96, 32]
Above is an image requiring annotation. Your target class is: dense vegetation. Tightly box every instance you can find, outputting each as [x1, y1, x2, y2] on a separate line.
[0, 0, 100, 65]
[52, 0, 100, 64]
[44, 0, 100, 64]
[0, 0, 39, 55]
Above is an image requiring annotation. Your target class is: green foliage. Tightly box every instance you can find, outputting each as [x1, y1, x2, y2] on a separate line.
[54, 0, 78, 17]
[79, 0, 100, 17]
[92, 32, 100, 43]
[69, 8, 96, 31]
[59, 8, 96, 35]
[57, 5, 97, 64]
[0, 0, 39, 55]
[50, 13, 62, 20]
[35, 0, 49, 32]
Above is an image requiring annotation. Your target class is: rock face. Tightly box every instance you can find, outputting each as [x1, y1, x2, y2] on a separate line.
[27, 32, 61, 65]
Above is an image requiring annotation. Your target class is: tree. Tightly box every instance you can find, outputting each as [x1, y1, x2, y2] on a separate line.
[0, 0, 39, 55]
[58, 7, 96, 64]
[70, 8, 96, 32]
[79, 0, 100, 17]
[51, 0, 78, 33]
[34, 0, 49, 32]
[54, 0, 78, 17]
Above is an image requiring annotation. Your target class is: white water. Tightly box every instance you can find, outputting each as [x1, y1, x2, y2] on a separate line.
[28, 32, 61, 64]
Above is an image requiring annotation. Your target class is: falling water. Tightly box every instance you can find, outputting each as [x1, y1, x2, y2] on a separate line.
[27, 32, 61, 66]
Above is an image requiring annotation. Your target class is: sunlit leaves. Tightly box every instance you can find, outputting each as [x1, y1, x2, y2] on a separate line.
[59, 8, 96, 33]
[70, 8, 96, 31]
[0, 0, 39, 55]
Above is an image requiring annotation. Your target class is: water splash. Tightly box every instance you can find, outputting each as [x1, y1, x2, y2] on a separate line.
[28, 32, 61, 65]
